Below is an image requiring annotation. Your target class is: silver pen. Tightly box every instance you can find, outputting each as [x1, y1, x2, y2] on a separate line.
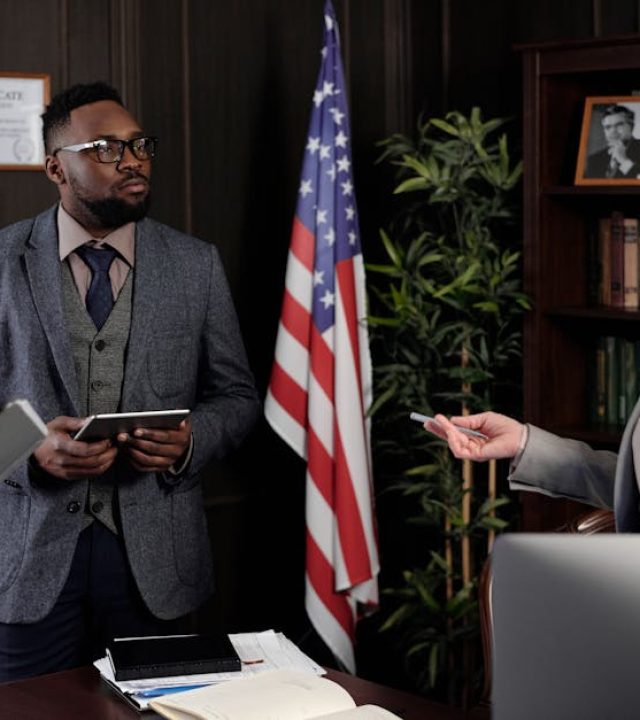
[409, 412, 489, 440]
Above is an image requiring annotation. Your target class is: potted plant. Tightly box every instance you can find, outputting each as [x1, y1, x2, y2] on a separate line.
[366, 108, 530, 705]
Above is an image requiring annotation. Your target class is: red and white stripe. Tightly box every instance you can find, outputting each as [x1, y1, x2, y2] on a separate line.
[266, 218, 379, 673]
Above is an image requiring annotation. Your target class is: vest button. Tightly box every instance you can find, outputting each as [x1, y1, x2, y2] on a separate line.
[91, 380, 104, 390]
[91, 501, 104, 513]
[67, 501, 81, 514]
[95, 339, 106, 351]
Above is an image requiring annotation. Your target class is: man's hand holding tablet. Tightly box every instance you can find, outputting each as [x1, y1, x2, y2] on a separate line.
[74, 409, 191, 441]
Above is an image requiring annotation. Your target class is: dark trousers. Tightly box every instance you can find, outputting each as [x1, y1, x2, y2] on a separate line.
[0, 522, 182, 683]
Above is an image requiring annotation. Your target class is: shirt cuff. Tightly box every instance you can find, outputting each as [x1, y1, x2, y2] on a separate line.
[508, 423, 529, 474]
[167, 433, 194, 476]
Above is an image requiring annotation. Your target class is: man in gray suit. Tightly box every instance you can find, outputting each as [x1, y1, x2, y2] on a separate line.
[0, 82, 260, 681]
[418, 412, 635, 528]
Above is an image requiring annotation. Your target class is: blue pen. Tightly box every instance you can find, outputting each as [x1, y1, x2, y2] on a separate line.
[135, 683, 209, 698]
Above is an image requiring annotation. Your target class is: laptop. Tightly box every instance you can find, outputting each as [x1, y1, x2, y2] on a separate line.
[491, 533, 640, 720]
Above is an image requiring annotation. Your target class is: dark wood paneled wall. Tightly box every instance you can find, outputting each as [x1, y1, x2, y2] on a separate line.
[1, 0, 639, 675]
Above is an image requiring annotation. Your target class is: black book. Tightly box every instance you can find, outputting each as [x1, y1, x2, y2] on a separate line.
[106, 633, 241, 681]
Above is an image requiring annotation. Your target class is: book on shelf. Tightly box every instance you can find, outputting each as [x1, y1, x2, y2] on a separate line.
[590, 336, 638, 428]
[591, 336, 607, 425]
[0, 399, 48, 482]
[610, 211, 625, 308]
[623, 217, 639, 308]
[621, 338, 638, 423]
[604, 336, 619, 426]
[598, 216, 612, 306]
[149, 669, 401, 720]
[586, 219, 600, 306]
[591, 212, 640, 309]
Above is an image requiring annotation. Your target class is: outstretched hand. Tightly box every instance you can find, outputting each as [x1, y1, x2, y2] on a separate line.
[424, 411, 525, 462]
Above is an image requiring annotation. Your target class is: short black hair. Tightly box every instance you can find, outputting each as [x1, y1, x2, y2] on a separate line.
[41, 82, 123, 153]
[601, 104, 635, 126]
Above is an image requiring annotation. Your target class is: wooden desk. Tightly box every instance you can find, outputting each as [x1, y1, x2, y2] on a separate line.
[0, 665, 491, 720]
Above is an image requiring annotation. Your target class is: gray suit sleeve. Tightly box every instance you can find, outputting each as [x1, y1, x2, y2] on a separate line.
[508, 424, 618, 509]
[185, 244, 261, 476]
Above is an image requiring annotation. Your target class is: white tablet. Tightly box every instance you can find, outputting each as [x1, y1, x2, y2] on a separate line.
[74, 409, 190, 441]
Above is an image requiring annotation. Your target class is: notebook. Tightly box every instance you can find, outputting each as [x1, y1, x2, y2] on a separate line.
[491, 533, 640, 720]
[0, 399, 48, 482]
[107, 634, 242, 681]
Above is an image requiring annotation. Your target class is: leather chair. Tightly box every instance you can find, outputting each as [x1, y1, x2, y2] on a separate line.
[478, 508, 615, 705]
[562, 508, 616, 534]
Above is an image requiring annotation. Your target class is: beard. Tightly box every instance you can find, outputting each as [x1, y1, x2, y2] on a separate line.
[80, 193, 151, 228]
[67, 171, 151, 230]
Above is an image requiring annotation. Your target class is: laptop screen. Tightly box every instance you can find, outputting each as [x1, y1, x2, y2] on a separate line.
[492, 533, 640, 720]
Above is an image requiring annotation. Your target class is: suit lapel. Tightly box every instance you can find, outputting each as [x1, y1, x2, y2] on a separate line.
[121, 220, 163, 408]
[24, 207, 80, 414]
[614, 398, 640, 531]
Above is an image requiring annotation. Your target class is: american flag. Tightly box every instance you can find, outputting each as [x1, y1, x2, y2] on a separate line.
[264, 0, 379, 673]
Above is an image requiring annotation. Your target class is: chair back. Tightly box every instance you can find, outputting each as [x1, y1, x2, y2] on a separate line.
[478, 508, 615, 706]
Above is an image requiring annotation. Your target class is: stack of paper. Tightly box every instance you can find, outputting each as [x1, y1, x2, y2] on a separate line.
[94, 629, 325, 710]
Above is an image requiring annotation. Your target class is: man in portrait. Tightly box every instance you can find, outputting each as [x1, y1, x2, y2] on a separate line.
[584, 103, 640, 179]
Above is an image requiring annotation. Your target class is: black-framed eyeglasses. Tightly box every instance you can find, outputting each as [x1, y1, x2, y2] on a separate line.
[53, 136, 158, 163]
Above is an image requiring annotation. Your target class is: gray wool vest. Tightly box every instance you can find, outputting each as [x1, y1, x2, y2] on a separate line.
[62, 263, 133, 534]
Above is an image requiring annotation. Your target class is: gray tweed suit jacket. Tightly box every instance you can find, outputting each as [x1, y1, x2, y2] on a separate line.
[509, 404, 640, 532]
[0, 205, 260, 624]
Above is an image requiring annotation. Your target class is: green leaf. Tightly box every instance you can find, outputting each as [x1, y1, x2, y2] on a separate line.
[395, 177, 429, 194]
[480, 516, 510, 530]
[404, 463, 443, 477]
[430, 118, 460, 137]
[473, 300, 500, 312]
[367, 315, 401, 327]
[367, 385, 398, 416]
[478, 496, 511, 515]
[379, 229, 402, 267]
[428, 643, 440, 688]
[379, 603, 415, 631]
[365, 263, 402, 276]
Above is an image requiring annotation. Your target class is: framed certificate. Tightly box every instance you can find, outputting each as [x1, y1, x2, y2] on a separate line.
[0, 72, 50, 170]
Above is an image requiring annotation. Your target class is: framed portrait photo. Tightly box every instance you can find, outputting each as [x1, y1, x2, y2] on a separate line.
[575, 96, 640, 185]
[0, 72, 50, 170]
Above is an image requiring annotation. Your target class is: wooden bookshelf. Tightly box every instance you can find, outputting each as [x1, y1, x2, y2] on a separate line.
[520, 35, 640, 531]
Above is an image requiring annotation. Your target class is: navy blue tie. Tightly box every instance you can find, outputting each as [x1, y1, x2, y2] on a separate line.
[76, 245, 118, 330]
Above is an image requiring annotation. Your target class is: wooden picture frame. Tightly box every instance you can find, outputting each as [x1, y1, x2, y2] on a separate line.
[0, 72, 50, 170]
[575, 96, 640, 185]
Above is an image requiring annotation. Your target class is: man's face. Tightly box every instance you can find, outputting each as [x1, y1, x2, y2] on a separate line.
[602, 112, 634, 146]
[46, 100, 152, 234]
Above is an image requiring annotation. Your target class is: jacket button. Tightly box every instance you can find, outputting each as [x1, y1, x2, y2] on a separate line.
[91, 501, 104, 513]
[67, 501, 81, 514]
[95, 339, 106, 351]
[91, 380, 104, 390]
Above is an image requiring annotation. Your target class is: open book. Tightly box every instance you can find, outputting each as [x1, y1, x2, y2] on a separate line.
[150, 669, 401, 720]
[0, 399, 47, 482]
